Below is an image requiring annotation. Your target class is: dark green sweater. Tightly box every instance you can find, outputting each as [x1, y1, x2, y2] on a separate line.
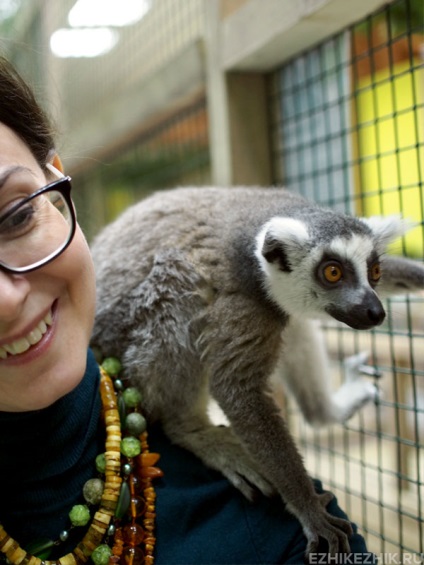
[0, 349, 373, 564]
[0, 349, 103, 553]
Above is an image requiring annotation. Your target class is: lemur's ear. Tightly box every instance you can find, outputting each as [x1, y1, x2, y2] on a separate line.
[360, 215, 415, 251]
[259, 217, 310, 272]
[378, 255, 424, 297]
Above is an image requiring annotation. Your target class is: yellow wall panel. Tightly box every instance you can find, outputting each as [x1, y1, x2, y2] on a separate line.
[356, 61, 424, 256]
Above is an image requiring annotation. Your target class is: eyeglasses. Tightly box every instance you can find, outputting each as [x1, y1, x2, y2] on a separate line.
[0, 174, 76, 274]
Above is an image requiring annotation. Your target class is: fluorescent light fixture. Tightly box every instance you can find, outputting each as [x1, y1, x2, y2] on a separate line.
[50, 27, 119, 58]
[68, 0, 151, 28]
[0, 0, 20, 21]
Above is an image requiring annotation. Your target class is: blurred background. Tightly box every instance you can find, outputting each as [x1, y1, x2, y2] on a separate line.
[1, 0, 423, 557]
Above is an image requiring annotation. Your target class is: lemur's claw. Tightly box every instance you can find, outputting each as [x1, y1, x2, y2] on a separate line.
[358, 364, 382, 379]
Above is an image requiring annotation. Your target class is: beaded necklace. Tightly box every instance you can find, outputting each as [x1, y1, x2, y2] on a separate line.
[0, 358, 162, 565]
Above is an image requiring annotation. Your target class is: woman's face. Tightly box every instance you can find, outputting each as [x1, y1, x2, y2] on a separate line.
[0, 123, 96, 411]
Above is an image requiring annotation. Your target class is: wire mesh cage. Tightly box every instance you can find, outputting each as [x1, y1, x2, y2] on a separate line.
[1, 0, 423, 557]
[268, 0, 423, 556]
[72, 93, 210, 241]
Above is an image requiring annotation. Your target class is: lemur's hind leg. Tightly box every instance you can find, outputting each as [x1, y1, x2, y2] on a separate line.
[161, 408, 276, 500]
[279, 318, 378, 425]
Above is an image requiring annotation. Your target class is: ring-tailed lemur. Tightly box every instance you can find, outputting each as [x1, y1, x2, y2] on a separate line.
[91, 186, 424, 557]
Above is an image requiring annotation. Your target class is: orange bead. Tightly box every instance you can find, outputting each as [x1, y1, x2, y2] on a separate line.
[122, 547, 144, 565]
[122, 524, 145, 545]
[137, 467, 163, 479]
[130, 496, 146, 519]
[136, 453, 160, 467]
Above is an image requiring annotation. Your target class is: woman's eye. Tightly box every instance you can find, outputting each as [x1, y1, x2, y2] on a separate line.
[323, 263, 343, 283]
[0, 204, 35, 236]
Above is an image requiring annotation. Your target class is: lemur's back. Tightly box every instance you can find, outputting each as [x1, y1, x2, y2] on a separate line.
[90, 186, 299, 361]
[91, 186, 305, 288]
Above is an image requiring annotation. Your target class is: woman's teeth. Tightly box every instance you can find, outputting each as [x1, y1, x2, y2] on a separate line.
[0, 310, 53, 359]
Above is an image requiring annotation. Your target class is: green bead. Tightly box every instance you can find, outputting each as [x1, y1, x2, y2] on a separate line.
[83, 478, 104, 505]
[120, 436, 141, 457]
[69, 504, 91, 527]
[122, 387, 142, 408]
[91, 544, 113, 565]
[101, 357, 122, 376]
[125, 412, 147, 436]
[26, 539, 54, 559]
[95, 453, 106, 474]
[115, 480, 131, 520]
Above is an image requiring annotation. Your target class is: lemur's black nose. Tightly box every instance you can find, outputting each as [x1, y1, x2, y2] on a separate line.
[367, 303, 386, 325]
[360, 290, 386, 328]
[326, 291, 387, 330]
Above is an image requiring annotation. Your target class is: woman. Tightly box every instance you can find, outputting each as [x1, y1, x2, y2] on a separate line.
[0, 57, 373, 564]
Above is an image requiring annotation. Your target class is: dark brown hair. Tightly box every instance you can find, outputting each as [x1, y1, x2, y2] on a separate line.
[0, 57, 55, 168]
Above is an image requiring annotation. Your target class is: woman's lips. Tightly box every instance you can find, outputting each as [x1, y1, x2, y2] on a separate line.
[0, 308, 54, 359]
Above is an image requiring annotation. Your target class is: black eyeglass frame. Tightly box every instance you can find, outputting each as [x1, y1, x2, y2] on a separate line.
[0, 175, 76, 275]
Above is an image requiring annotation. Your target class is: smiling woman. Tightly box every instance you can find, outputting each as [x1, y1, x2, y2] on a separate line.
[0, 120, 96, 412]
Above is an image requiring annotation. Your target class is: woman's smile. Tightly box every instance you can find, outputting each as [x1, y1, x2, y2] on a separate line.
[0, 305, 54, 360]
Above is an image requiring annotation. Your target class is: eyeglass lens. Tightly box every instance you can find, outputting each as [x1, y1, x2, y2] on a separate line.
[0, 189, 73, 271]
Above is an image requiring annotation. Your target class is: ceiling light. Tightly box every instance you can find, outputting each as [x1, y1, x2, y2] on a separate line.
[68, 0, 151, 28]
[50, 27, 119, 58]
[0, 0, 20, 21]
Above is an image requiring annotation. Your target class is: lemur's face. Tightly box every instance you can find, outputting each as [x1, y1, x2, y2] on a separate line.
[255, 214, 408, 329]
[301, 235, 384, 330]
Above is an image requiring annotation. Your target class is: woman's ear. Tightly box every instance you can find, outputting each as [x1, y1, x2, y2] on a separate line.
[46, 154, 65, 179]
[51, 154, 64, 174]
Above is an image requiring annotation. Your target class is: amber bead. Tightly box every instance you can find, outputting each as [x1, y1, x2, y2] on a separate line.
[122, 524, 145, 545]
[137, 466, 163, 479]
[135, 453, 160, 468]
[130, 496, 146, 519]
[122, 547, 144, 565]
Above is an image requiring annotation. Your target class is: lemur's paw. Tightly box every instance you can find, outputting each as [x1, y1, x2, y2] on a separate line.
[343, 351, 381, 382]
[332, 378, 379, 422]
[300, 492, 353, 559]
[326, 351, 381, 422]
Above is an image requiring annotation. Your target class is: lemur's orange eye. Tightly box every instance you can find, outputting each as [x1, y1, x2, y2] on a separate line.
[370, 262, 381, 283]
[323, 263, 343, 283]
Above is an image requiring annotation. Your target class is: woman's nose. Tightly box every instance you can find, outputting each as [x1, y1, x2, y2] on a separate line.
[0, 270, 31, 322]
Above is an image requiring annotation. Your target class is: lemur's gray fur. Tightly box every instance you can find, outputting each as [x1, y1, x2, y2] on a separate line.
[91, 186, 424, 557]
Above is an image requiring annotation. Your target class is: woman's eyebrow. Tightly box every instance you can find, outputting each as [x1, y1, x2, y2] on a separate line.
[0, 165, 33, 190]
